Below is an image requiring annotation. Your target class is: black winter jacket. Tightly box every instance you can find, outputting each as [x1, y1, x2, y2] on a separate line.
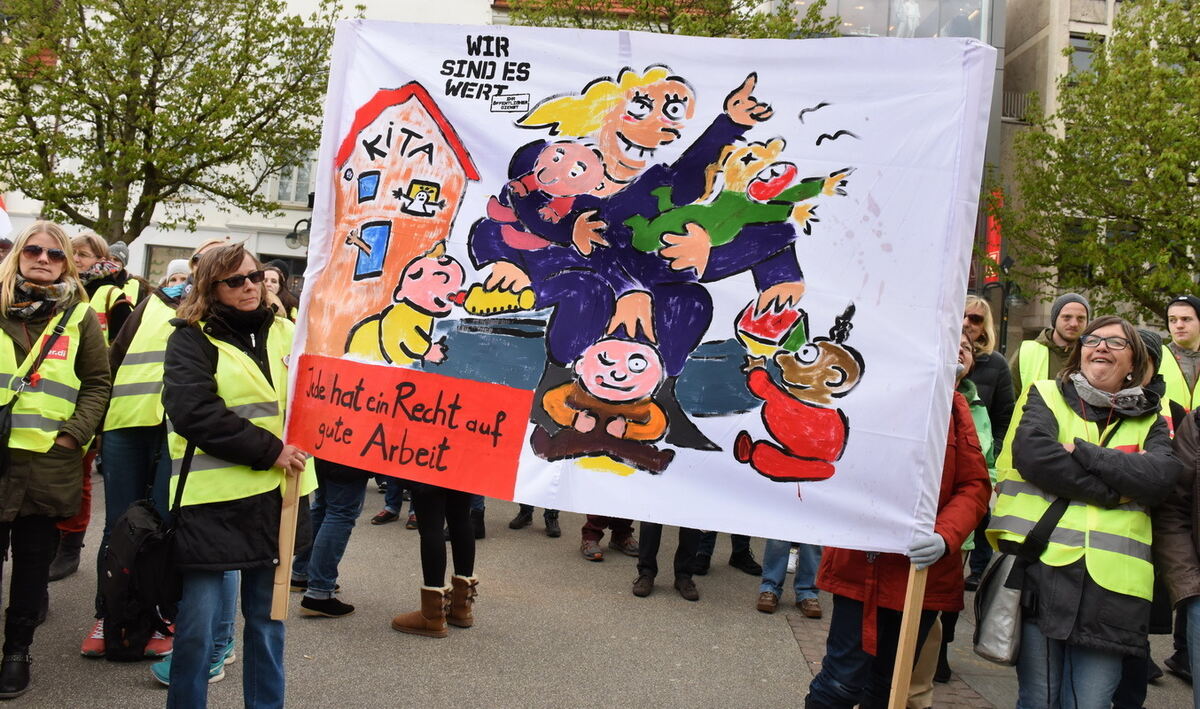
[966, 351, 1014, 453]
[1009, 379, 1180, 657]
[162, 306, 308, 571]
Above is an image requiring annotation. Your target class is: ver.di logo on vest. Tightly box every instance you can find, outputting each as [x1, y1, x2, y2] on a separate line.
[41, 334, 70, 360]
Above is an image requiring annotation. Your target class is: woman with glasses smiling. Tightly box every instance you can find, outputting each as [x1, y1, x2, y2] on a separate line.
[162, 244, 313, 708]
[988, 315, 1180, 708]
[0, 221, 110, 699]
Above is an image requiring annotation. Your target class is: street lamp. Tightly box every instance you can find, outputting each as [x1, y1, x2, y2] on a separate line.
[980, 256, 1024, 355]
[285, 218, 310, 250]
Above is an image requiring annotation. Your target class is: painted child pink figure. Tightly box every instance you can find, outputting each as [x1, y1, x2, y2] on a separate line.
[734, 307, 864, 483]
[345, 242, 465, 365]
[530, 337, 675, 473]
[485, 141, 606, 250]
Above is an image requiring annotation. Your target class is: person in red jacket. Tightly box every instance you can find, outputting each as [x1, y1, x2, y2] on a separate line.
[804, 389, 991, 709]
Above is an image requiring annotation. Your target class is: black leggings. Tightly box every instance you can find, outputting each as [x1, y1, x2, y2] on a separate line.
[412, 486, 474, 587]
[0, 515, 60, 653]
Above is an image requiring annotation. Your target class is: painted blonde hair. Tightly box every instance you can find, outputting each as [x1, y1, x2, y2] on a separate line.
[964, 294, 996, 355]
[518, 66, 673, 137]
[0, 221, 86, 312]
[71, 231, 110, 261]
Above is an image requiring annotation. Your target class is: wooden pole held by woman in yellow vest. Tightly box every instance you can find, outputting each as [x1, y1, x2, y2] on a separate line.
[270, 458, 308, 620]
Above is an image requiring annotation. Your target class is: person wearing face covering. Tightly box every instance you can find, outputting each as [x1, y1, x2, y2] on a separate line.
[988, 316, 1181, 708]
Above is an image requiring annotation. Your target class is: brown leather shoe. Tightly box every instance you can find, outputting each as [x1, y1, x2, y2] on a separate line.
[632, 574, 654, 597]
[798, 597, 823, 619]
[756, 591, 779, 614]
[581, 539, 604, 562]
[674, 577, 699, 602]
[608, 535, 639, 557]
[390, 586, 450, 638]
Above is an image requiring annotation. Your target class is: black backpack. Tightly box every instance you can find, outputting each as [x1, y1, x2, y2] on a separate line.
[99, 499, 181, 661]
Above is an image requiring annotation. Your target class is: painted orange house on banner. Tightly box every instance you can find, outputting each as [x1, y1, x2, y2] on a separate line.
[305, 82, 480, 357]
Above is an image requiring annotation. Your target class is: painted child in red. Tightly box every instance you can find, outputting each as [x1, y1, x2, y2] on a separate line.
[734, 305, 864, 482]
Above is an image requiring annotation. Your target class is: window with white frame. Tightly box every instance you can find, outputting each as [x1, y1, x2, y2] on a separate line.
[276, 152, 316, 205]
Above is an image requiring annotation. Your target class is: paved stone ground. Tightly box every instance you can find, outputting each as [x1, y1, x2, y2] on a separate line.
[12, 482, 1194, 707]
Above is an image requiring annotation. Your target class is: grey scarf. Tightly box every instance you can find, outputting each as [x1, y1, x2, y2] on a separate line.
[1069, 372, 1149, 416]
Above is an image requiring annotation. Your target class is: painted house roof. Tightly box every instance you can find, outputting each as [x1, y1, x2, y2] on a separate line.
[334, 82, 481, 181]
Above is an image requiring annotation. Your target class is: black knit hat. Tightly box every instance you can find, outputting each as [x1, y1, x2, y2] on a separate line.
[1137, 328, 1163, 372]
[1166, 295, 1200, 327]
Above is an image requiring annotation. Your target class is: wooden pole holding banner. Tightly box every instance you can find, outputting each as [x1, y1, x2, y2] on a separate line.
[887, 564, 929, 709]
[270, 471, 303, 620]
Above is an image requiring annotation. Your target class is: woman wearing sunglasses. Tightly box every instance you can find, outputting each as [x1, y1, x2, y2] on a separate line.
[0, 221, 110, 699]
[162, 244, 313, 707]
[988, 316, 1180, 708]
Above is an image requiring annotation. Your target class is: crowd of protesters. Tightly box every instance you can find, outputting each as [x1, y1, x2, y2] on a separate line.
[4, 220, 1200, 709]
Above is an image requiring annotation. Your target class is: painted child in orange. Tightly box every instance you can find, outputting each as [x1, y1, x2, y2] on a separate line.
[734, 307, 864, 483]
[530, 337, 675, 473]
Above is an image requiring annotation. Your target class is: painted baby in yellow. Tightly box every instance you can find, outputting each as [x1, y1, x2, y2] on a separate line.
[345, 242, 465, 365]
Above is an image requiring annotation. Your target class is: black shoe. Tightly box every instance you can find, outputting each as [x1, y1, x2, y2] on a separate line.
[545, 516, 561, 538]
[47, 531, 85, 582]
[690, 553, 711, 576]
[508, 509, 533, 530]
[933, 641, 951, 683]
[371, 509, 400, 525]
[1165, 653, 1193, 684]
[471, 509, 486, 540]
[1147, 657, 1164, 683]
[632, 574, 654, 597]
[673, 576, 700, 602]
[299, 596, 355, 618]
[964, 573, 981, 592]
[0, 653, 32, 699]
[729, 550, 762, 576]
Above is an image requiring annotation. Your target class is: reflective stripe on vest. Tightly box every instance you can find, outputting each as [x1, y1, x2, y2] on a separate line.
[0, 306, 90, 452]
[1017, 340, 1051, 396]
[1159, 344, 1200, 417]
[987, 379, 1157, 600]
[166, 317, 315, 506]
[103, 297, 176, 431]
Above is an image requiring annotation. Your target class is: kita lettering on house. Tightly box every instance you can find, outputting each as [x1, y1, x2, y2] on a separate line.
[345, 242, 465, 366]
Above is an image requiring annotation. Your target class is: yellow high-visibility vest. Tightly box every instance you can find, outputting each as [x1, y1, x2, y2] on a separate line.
[88, 283, 129, 335]
[103, 296, 176, 431]
[167, 317, 315, 506]
[0, 306, 91, 452]
[988, 380, 1158, 600]
[1159, 344, 1200, 417]
[1016, 340, 1051, 396]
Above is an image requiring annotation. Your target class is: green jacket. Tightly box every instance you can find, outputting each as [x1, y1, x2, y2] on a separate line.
[0, 293, 111, 521]
[1007, 328, 1072, 399]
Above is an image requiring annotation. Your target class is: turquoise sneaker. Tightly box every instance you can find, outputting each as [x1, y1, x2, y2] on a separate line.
[150, 642, 235, 687]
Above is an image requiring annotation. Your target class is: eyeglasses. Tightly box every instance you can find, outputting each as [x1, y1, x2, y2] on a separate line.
[964, 313, 985, 324]
[1080, 334, 1130, 350]
[21, 244, 68, 262]
[213, 270, 265, 289]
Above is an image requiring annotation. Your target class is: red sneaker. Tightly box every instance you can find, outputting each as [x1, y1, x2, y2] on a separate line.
[144, 626, 174, 657]
[81, 619, 105, 657]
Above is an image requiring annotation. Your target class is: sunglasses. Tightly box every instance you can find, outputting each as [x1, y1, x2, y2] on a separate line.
[21, 244, 68, 262]
[964, 313, 985, 324]
[213, 270, 266, 289]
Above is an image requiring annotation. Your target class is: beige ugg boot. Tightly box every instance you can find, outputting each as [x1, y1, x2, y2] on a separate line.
[447, 575, 478, 628]
[390, 586, 450, 638]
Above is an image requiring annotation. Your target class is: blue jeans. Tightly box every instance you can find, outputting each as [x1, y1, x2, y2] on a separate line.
[759, 540, 820, 601]
[96, 425, 172, 615]
[381, 477, 412, 516]
[291, 473, 367, 598]
[806, 594, 936, 709]
[168, 567, 283, 709]
[1186, 598, 1200, 709]
[1015, 619, 1124, 709]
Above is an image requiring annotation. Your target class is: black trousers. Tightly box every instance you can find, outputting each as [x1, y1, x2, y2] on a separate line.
[411, 486, 474, 587]
[637, 522, 701, 579]
[0, 515, 59, 653]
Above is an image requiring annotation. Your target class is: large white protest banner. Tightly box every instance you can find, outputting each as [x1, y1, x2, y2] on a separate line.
[287, 20, 995, 554]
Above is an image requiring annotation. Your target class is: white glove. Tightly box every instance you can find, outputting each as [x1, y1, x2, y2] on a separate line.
[907, 533, 947, 570]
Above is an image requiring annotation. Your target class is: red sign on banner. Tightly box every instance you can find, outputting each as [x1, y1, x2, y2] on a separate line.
[287, 353, 534, 500]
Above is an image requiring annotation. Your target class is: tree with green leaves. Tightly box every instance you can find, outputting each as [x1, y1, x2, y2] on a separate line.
[1006, 0, 1200, 320]
[508, 0, 839, 39]
[0, 0, 342, 244]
